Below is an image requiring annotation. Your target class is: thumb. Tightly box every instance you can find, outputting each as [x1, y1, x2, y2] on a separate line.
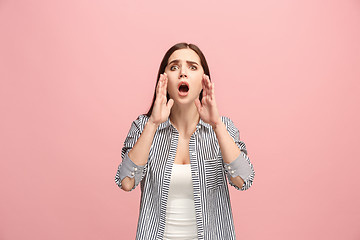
[167, 99, 174, 110]
[194, 98, 202, 113]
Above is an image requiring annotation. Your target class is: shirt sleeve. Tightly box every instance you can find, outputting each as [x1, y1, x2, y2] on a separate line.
[222, 117, 255, 191]
[114, 115, 148, 192]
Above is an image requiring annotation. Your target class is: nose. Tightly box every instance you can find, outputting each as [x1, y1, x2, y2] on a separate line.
[179, 66, 187, 78]
[180, 73, 187, 78]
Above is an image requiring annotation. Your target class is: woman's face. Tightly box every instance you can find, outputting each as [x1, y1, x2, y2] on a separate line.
[164, 48, 204, 104]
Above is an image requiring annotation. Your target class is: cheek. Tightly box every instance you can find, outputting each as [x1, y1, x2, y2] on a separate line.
[195, 82, 203, 93]
[193, 76, 203, 91]
[167, 79, 177, 92]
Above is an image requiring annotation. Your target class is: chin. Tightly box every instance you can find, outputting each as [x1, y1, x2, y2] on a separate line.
[176, 98, 198, 105]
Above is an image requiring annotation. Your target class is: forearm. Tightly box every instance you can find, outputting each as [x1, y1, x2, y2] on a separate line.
[127, 120, 159, 166]
[213, 120, 245, 188]
[213, 121, 241, 164]
[121, 120, 158, 191]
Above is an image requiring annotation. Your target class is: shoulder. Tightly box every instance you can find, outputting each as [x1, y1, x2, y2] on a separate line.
[135, 114, 150, 122]
[220, 115, 230, 123]
[219, 115, 236, 129]
[219, 115, 241, 139]
[132, 114, 150, 132]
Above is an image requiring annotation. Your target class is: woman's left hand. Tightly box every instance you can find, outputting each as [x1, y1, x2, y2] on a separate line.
[195, 74, 222, 129]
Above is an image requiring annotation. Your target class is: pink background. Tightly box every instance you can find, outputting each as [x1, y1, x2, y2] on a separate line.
[1, 0, 359, 239]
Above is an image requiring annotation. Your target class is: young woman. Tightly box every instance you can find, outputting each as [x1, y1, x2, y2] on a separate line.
[115, 42, 255, 240]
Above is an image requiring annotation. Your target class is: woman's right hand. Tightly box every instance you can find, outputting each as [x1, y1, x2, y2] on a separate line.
[149, 73, 174, 126]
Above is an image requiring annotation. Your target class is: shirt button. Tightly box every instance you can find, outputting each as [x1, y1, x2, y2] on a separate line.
[134, 167, 137, 171]
[130, 172, 135, 176]
[227, 166, 231, 170]
[231, 170, 235, 174]
[194, 171, 199, 176]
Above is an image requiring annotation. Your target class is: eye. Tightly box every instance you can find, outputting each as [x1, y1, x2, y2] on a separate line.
[190, 65, 197, 70]
[170, 65, 178, 71]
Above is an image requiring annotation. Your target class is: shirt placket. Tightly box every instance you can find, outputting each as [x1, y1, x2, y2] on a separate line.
[190, 125, 205, 239]
[157, 126, 179, 240]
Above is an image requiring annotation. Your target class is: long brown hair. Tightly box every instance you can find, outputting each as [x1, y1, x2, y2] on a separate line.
[144, 42, 211, 117]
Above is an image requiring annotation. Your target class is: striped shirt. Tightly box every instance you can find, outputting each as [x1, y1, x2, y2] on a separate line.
[115, 114, 255, 240]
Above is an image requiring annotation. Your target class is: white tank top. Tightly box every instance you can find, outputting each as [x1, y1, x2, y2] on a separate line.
[163, 163, 198, 240]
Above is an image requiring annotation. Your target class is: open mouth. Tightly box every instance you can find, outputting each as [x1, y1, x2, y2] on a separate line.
[178, 81, 190, 93]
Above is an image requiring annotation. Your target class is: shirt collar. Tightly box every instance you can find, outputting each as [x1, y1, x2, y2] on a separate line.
[157, 116, 212, 131]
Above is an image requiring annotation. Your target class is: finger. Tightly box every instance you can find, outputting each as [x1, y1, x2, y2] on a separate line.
[203, 74, 208, 88]
[210, 82, 215, 100]
[202, 75, 206, 90]
[204, 76, 210, 93]
[160, 74, 166, 96]
[162, 74, 168, 96]
[208, 81, 214, 98]
[203, 74, 209, 91]
[203, 76, 210, 97]
[206, 75, 211, 90]
[203, 88, 208, 99]
[156, 74, 162, 95]
[167, 98, 174, 110]
[202, 79, 207, 98]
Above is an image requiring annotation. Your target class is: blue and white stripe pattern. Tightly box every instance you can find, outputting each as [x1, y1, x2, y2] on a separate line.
[115, 114, 255, 239]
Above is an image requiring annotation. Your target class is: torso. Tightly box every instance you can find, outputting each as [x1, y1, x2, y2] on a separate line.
[174, 133, 191, 165]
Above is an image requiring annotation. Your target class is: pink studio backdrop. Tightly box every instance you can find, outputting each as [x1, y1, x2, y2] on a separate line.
[1, 0, 359, 239]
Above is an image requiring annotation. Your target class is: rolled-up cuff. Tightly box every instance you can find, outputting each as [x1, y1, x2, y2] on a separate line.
[224, 151, 252, 180]
[119, 151, 146, 187]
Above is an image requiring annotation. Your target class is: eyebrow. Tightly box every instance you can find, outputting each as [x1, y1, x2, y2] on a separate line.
[167, 59, 199, 66]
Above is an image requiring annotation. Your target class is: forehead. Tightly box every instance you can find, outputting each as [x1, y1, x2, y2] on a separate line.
[168, 48, 201, 64]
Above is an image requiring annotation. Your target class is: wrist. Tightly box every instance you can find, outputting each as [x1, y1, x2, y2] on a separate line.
[211, 117, 223, 130]
[147, 118, 160, 130]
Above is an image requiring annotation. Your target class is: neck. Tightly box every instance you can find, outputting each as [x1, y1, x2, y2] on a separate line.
[169, 102, 200, 137]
